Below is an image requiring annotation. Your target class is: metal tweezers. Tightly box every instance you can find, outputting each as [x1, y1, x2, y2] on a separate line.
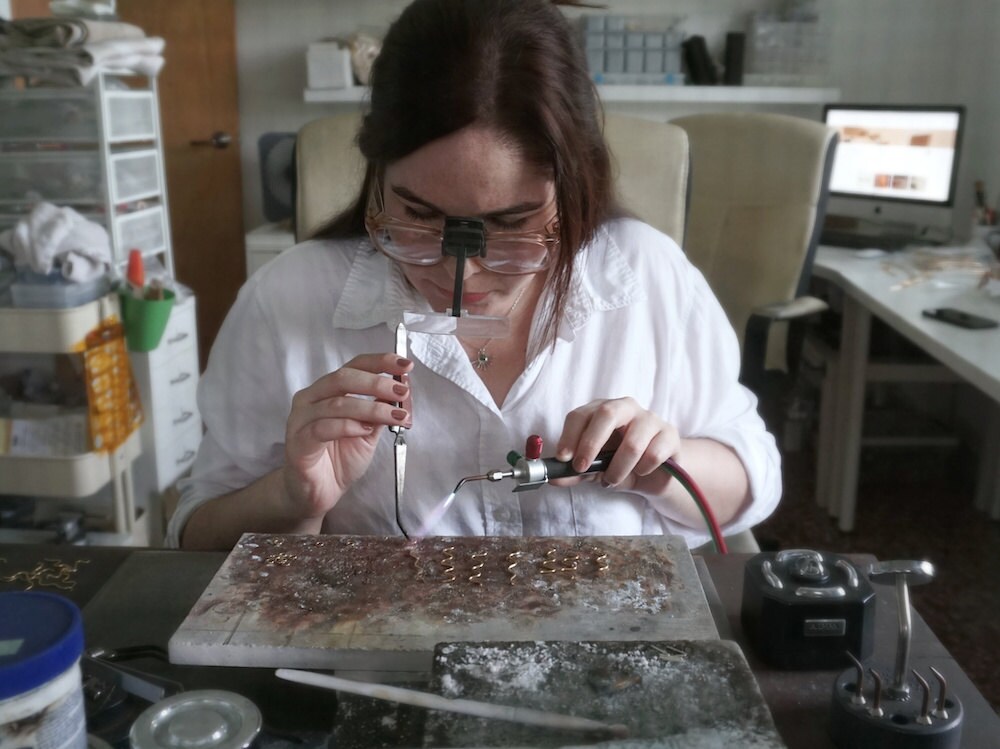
[389, 322, 408, 537]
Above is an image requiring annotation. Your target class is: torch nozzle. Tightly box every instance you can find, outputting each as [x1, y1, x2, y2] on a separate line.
[452, 470, 515, 495]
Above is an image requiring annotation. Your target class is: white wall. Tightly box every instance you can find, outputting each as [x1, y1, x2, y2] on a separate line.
[235, 1, 410, 230]
[235, 0, 1000, 236]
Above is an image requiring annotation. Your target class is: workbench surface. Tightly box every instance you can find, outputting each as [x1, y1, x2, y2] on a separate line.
[1, 543, 997, 747]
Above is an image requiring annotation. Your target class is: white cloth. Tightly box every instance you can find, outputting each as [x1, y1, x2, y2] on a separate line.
[1, 201, 111, 281]
[165, 218, 782, 548]
[0, 36, 165, 85]
[0, 18, 146, 49]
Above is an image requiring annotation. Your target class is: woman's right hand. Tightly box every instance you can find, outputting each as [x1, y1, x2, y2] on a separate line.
[281, 353, 412, 521]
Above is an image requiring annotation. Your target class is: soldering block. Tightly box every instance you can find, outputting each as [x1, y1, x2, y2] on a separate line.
[741, 549, 875, 670]
[169, 533, 718, 674]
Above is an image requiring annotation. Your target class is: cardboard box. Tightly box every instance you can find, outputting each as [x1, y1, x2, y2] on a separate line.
[306, 43, 353, 90]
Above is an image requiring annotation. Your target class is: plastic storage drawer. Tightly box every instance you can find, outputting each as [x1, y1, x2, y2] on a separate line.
[0, 90, 98, 141]
[0, 87, 156, 143]
[109, 150, 161, 203]
[114, 205, 167, 254]
[0, 153, 102, 205]
[0, 149, 160, 207]
[105, 92, 157, 142]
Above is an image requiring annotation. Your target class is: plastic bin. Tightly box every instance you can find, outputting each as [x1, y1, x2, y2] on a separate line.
[0, 86, 156, 143]
[0, 153, 102, 205]
[109, 150, 162, 202]
[11, 271, 111, 309]
[114, 206, 167, 254]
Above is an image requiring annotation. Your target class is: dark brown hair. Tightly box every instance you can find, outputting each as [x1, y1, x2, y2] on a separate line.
[318, 0, 617, 340]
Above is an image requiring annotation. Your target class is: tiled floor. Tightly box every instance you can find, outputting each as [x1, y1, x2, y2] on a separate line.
[754, 435, 1000, 714]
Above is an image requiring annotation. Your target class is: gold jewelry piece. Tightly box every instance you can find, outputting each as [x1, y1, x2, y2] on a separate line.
[593, 549, 610, 574]
[440, 546, 457, 582]
[560, 552, 581, 578]
[1, 558, 89, 591]
[540, 548, 560, 574]
[468, 550, 488, 585]
[408, 546, 425, 581]
[507, 551, 525, 585]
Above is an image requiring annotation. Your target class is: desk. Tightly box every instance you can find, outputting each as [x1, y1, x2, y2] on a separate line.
[2, 543, 998, 748]
[811, 246, 1000, 531]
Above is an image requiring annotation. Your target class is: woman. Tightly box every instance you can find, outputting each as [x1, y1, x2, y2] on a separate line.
[167, 0, 781, 550]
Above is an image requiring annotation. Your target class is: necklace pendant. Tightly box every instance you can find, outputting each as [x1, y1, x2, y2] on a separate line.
[473, 348, 491, 370]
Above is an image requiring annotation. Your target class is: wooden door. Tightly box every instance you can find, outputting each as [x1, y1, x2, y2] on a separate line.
[117, 0, 245, 368]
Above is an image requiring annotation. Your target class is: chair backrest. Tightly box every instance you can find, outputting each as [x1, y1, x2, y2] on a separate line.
[671, 112, 837, 351]
[603, 114, 690, 246]
[294, 112, 691, 247]
[295, 111, 366, 242]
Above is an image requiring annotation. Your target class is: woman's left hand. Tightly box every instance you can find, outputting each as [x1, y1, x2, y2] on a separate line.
[553, 397, 680, 496]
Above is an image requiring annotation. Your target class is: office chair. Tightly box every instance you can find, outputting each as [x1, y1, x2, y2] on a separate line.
[294, 112, 690, 245]
[603, 114, 689, 246]
[295, 111, 365, 242]
[671, 112, 838, 401]
[668, 113, 837, 553]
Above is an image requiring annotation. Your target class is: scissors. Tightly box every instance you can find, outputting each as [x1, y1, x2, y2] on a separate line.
[389, 322, 408, 537]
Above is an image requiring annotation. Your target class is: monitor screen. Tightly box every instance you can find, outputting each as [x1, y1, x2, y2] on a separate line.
[823, 104, 965, 207]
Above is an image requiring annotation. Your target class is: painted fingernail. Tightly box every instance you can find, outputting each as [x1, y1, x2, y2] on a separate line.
[397, 357, 411, 367]
[391, 409, 407, 421]
[392, 383, 408, 397]
[601, 479, 613, 488]
[361, 423, 374, 431]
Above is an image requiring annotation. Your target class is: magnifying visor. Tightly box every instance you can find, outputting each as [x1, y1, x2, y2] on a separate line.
[365, 181, 558, 336]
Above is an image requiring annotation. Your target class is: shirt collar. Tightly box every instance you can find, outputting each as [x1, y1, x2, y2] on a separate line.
[558, 222, 645, 341]
[332, 239, 428, 330]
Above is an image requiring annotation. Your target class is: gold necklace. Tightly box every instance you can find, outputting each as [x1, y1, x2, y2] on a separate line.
[470, 285, 529, 370]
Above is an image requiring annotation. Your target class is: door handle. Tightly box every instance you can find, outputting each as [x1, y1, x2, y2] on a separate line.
[190, 131, 232, 149]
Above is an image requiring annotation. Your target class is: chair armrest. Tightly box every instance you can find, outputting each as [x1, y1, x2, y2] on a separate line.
[750, 295, 828, 321]
[740, 296, 829, 394]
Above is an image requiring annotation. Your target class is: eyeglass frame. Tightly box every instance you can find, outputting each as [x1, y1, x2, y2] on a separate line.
[363, 175, 561, 275]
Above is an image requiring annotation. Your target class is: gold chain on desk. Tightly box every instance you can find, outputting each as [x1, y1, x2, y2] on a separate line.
[0, 557, 90, 591]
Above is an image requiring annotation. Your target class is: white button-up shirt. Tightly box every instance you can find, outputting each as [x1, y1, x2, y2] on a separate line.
[166, 219, 781, 548]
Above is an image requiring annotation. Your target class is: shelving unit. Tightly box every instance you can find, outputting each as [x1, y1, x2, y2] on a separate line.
[0, 293, 143, 542]
[0, 73, 200, 545]
[0, 74, 174, 275]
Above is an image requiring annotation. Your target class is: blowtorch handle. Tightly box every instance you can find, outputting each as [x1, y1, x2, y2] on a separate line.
[541, 451, 616, 480]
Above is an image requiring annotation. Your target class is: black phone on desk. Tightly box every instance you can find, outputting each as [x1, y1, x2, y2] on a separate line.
[922, 307, 998, 329]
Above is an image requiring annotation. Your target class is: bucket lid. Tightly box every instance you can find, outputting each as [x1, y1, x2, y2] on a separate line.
[130, 691, 262, 749]
[0, 591, 84, 700]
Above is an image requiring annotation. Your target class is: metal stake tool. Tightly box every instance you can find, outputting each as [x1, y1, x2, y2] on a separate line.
[868, 560, 935, 699]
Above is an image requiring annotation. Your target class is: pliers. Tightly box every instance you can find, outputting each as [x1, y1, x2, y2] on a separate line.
[389, 322, 408, 537]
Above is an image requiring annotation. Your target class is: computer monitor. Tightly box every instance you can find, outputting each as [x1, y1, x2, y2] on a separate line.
[822, 104, 965, 243]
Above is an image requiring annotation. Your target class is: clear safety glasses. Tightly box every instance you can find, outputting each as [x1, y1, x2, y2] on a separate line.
[364, 179, 560, 275]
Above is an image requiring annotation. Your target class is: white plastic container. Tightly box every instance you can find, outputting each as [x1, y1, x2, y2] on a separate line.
[10, 271, 111, 309]
[0, 591, 87, 749]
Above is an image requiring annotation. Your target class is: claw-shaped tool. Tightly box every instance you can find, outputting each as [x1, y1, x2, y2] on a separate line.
[390, 322, 408, 536]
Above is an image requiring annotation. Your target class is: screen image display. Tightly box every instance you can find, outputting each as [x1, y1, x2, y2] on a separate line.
[823, 106, 964, 206]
